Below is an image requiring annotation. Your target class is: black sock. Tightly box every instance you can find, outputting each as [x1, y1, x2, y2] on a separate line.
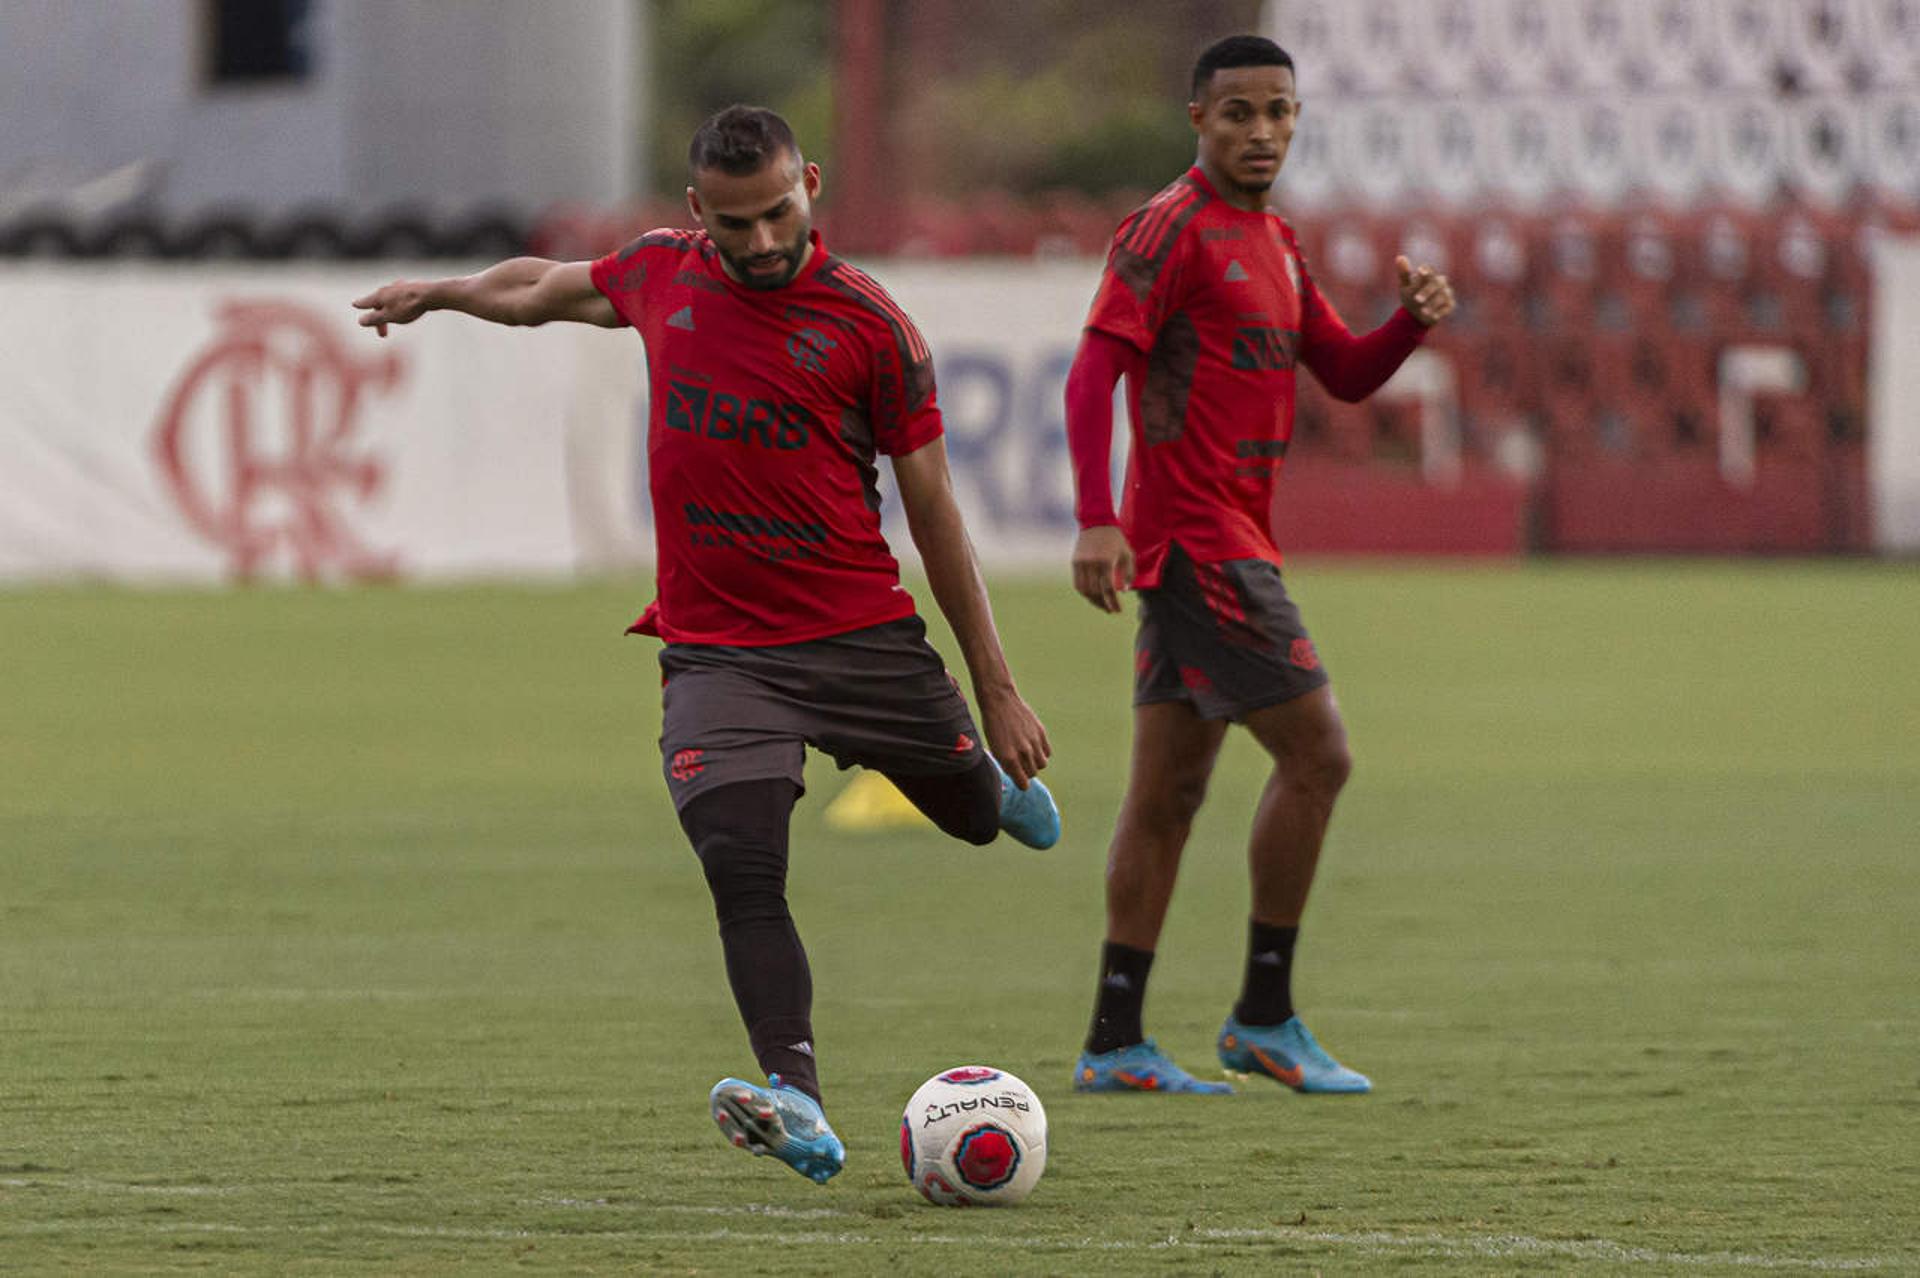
[680, 779, 822, 1102]
[748, 1014, 820, 1103]
[1085, 941, 1155, 1054]
[1233, 920, 1299, 1027]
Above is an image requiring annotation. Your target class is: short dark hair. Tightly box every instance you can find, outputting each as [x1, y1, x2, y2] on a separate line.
[1191, 34, 1294, 100]
[687, 105, 800, 177]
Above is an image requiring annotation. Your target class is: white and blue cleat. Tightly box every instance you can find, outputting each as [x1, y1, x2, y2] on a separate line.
[992, 758, 1061, 849]
[708, 1074, 846, 1184]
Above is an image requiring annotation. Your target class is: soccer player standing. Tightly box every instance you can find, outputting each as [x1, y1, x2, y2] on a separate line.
[353, 106, 1058, 1182]
[1064, 36, 1454, 1095]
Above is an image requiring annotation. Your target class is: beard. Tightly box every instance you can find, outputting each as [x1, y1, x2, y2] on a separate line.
[1231, 158, 1279, 198]
[721, 238, 808, 290]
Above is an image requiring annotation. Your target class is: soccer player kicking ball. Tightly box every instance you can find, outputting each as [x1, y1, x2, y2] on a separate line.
[354, 106, 1059, 1183]
[1064, 36, 1454, 1096]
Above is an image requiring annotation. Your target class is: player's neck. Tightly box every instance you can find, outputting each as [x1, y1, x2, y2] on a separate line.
[1196, 158, 1268, 213]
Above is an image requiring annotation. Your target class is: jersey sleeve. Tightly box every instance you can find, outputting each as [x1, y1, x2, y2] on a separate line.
[869, 313, 943, 456]
[589, 228, 702, 328]
[1083, 209, 1192, 354]
[840, 283, 942, 457]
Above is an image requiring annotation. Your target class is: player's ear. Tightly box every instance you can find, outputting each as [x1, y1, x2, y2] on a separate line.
[802, 161, 822, 200]
[685, 186, 704, 222]
[1188, 98, 1206, 132]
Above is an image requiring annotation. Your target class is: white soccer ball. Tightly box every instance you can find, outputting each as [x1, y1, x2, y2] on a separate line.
[899, 1065, 1048, 1206]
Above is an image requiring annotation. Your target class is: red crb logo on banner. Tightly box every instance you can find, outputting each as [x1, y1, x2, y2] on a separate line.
[152, 301, 404, 581]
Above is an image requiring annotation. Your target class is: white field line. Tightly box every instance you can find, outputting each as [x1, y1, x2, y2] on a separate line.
[1, 1177, 243, 1197]
[0, 1216, 1895, 1270]
[1201, 1228, 1891, 1271]
[537, 1198, 852, 1220]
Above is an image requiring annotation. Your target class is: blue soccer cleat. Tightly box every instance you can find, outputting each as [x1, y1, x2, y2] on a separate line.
[992, 758, 1061, 850]
[1072, 1039, 1235, 1094]
[1217, 1015, 1372, 1094]
[708, 1074, 846, 1184]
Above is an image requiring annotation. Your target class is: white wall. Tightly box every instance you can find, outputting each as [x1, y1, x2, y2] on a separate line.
[0, 0, 645, 218]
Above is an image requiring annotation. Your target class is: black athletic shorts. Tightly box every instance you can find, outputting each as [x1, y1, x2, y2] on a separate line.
[1133, 542, 1331, 722]
[655, 615, 985, 810]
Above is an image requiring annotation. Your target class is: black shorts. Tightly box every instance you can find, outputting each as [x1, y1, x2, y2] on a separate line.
[655, 615, 985, 810]
[1134, 543, 1330, 722]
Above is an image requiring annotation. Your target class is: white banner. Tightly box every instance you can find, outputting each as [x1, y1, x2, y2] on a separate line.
[9, 251, 1903, 575]
[0, 261, 1106, 584]
[0, 265, 643, 582]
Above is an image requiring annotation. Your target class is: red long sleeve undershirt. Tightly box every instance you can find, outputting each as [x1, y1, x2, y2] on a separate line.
[1064, 308, 1429, 529]
[1064, 329, 1134, 529]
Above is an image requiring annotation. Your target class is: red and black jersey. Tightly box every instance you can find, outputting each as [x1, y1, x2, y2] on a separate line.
[1083, 166, 1425, 588]
[591, 229, 942, 645]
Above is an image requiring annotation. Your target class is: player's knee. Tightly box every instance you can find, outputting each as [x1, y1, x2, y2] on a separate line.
[1138, 770, 1211, 832]
[1298, 736, 1352, 801]
[679, 779, 799, 923]
[684, 807, 793, 925]
[695, 832, 790, 925]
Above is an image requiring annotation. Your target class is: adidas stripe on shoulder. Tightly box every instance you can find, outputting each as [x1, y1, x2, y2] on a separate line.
[1108, 174, 1207, 300]
[612, 227, 705, 261]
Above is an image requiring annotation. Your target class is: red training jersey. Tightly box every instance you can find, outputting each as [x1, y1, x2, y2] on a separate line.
[591, 229, 942, 645]
[1081, 166, 1425, 588]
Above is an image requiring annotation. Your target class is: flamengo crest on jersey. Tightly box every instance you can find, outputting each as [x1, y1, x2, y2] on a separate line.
[590, 228, 942, 645]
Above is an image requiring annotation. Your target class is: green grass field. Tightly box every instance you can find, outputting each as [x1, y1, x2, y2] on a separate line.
[3, 563, 1917, 1274]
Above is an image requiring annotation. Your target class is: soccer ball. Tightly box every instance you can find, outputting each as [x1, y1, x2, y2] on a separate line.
[899, 1065, 1048, 1206]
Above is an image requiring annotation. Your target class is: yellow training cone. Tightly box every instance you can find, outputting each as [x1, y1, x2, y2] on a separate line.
[823, 770, 932, 832]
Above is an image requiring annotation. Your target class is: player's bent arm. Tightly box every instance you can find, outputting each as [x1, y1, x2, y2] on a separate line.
[1298, 255, 1453, 402]
[1300, 308, 1427, 402]
[353, 258, 620, 333]
[892, 438, 1052, 785]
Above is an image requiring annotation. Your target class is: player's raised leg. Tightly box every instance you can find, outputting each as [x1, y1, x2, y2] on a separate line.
[812, 612, 1057, 852]
[681, 778, 847, 1179]
[1215, 686, 1370, 1093]
[887, 757, 1061, 850]
[1074, 701, 1234, 1093]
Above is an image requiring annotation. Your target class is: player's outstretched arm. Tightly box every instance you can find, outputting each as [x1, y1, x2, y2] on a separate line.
[1064, 330, 1136, 614]
[352, 258, 620, 336]
[892, 437, 1052, 788]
